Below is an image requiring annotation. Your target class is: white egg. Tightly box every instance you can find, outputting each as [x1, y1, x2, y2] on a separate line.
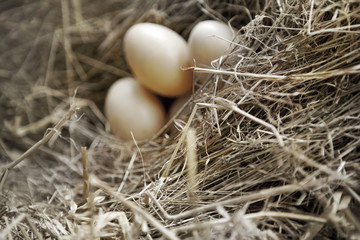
[188, 20, 234, 66]
[104, 77, 166, 141]
[168, 94, 192, 120]
[168, 94, 192, 132]
[123, 23, 193, 97]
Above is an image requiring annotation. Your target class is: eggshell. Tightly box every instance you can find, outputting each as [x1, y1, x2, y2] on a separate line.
[104, 77, 166, 141]
[168, 94, 192, 120]
[188, 20, 234, 66]
[168, 94, 192, 133]
[123, 23, 193, 97]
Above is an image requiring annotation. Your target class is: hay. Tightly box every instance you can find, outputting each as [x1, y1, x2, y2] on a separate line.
[1, 0, 360, 239]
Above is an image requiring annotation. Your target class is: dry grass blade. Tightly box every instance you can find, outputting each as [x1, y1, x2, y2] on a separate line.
[0, 104, 79, 192]
[91, 176, 179, 240]
[81, 146, 90, 203]
[0, 214, 26, 239]
[145, 177, 329, 221]
[185, 128, 198, 202]
[161, 104, 198, 181]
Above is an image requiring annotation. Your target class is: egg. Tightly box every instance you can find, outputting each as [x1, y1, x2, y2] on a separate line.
[188, 20, 234, 66]
[168, 94, 192, 133]
[168, 94, 192, 120]
[123, 23, 193, 97]
[104, 77, 166, 141]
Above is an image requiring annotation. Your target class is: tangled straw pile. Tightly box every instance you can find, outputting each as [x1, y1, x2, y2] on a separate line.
[1, 0, 360, 239]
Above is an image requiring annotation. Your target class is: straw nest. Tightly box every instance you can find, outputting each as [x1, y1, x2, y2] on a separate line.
[1, 0, 360, 239]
